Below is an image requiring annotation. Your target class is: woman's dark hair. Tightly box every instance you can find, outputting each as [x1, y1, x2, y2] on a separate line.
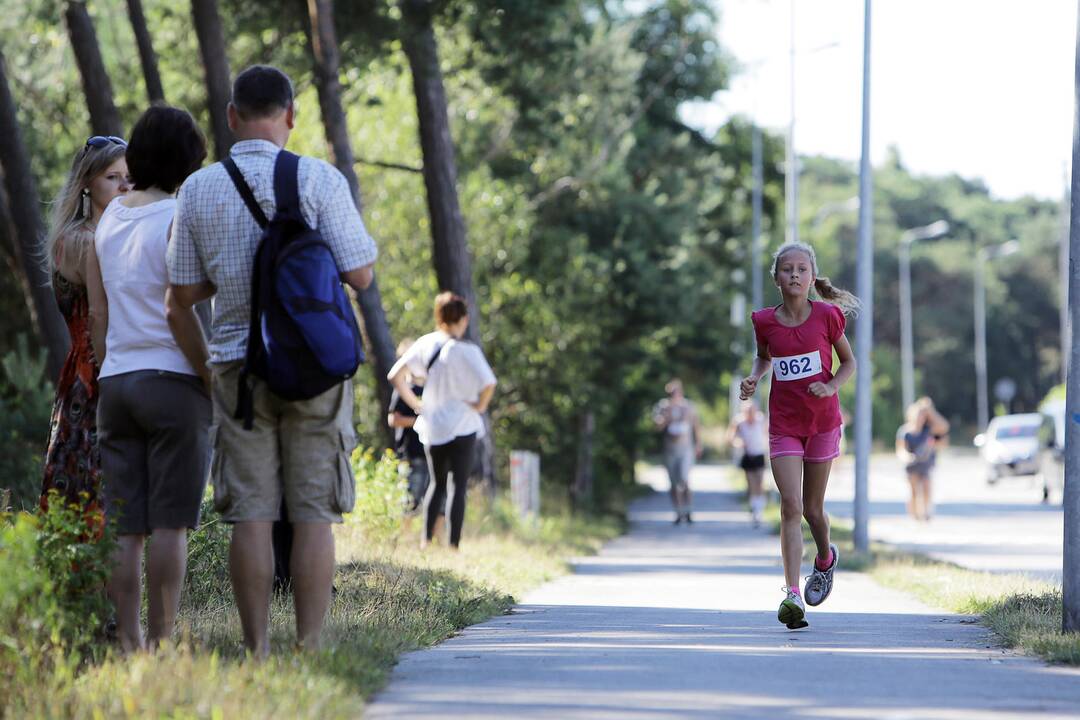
[434, 292, 468, 327]
[126, 105, 207, 193]
[231, 65, 294, 120]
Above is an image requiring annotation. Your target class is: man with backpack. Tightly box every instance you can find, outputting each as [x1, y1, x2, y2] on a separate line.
[166, 65, 376, 655]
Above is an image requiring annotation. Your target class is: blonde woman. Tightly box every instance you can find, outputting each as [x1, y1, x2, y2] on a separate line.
[896, 397, 950, 521]
[40, 136, 130, 526]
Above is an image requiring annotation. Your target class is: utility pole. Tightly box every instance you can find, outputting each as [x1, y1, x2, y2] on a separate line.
[974, 241, 1019, 432]
[899, 220, 949, 410]
[853, 0, 873, 555]
[974, 248, 990, 433]
[785, 0, 798, 246]
[752, 123, 764, 313]
[1062, 0, 1080, 633]
[1062, 165, 1072, 386]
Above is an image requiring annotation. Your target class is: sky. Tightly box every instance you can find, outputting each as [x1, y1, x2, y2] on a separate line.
[680, 0, 1077, 201]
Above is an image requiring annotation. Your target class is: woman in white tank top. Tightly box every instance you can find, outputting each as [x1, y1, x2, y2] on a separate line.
[728, 400, 769, 527]
[85, 105, 211, 653]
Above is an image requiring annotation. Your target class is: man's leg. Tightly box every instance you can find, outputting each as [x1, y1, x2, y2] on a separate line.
[290, 521, 335, 650]
[664, 448, 681, 513]
[230, 520, 274, 658]
[210, 362, 280, 658]
[146, 528, 187, 647]
[680, 449, 694, 515]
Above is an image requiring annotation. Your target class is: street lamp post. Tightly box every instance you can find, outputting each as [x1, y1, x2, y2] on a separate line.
[899, 220, 950, 410]
[786, 0, 798, 246]
[752, 124, 764, 312]
[1066, 0, 1080, 633]
[853, 0, 873, 555]
[974, 241, 1019, 432]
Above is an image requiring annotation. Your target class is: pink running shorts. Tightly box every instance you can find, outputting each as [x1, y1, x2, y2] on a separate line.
[769, 426, 842, 462]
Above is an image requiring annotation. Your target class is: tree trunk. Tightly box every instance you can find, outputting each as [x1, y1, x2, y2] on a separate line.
[304, 0, 397, 448]
[64, 0, 123, 137]
[399, 0, 481, 345]
[400, 0, 495, 490]
[354, 279, 398, 448]
[191, 0, 234, 159]
[572, 411, 596, 511]
[126, 0, 165, 102]
[0, 50, 70, 380]
[0, 173, 38, 333]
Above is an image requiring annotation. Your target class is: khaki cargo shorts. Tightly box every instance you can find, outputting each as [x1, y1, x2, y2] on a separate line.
[208, 362, 357, 523]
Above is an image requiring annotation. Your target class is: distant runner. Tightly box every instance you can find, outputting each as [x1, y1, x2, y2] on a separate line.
[653, 379, 702, 525]
[728, 400, 769, 528]
[740, 241, 859, 629]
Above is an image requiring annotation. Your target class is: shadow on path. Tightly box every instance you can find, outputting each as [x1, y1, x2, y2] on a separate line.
[368, 467, 1080, 719]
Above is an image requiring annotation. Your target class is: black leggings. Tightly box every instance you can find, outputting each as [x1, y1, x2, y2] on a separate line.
[424, 433, 477, 547]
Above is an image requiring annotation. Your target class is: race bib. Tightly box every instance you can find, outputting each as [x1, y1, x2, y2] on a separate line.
[772, 351, 822, 382]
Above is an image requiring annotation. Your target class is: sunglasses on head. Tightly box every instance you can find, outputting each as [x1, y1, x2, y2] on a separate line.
[85, 135, 127, 149]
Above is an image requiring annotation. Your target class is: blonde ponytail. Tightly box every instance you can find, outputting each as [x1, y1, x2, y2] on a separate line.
[814, 276, 861, 316]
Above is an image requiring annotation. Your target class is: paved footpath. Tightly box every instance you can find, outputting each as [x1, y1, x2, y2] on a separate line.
[368, 466, 1080, 719]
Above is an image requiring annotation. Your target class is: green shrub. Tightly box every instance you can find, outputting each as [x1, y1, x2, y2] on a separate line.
[345, 448, 409, 545]
[0, 512, 60, 705]
[34, 492, 115, 657]
[0, 335, 55, 510]
[0, 497, 115, 716]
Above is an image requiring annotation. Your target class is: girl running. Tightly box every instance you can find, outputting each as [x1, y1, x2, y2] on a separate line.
[739, 241, 858, 629]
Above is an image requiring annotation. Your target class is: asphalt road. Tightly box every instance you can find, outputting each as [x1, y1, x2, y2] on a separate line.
[825, 450, 1064, 582]
[367, 468, 1080, 719]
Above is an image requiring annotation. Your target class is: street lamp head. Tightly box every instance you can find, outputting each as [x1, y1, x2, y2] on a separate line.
[902, 220, 950, 245]
[982, 240, 1021, 260]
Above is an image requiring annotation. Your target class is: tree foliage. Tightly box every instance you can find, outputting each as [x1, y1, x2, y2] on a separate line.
[0, 0, 1065, 506]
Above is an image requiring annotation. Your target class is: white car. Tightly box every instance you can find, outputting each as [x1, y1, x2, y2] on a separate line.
[974, 413, 1043, 484]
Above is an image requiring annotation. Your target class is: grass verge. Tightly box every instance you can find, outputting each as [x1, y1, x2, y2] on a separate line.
[9, 494, 622, 719]
[762, 500, 1078, 665]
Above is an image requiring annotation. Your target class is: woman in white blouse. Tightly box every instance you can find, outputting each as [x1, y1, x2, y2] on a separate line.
[389, 292, 496, 548]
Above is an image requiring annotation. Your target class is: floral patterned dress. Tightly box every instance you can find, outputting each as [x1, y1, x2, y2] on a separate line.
[40, 233, 104, 533]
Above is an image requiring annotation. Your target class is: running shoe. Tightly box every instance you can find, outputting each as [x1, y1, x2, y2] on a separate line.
[804, 543, 839, 607]
[777, 587, 807, 629]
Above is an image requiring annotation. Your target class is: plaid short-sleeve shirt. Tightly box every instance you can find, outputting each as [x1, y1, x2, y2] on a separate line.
[167, 139, 377, 364]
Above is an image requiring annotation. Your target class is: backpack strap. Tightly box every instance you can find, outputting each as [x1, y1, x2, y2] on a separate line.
[272, 150, 303, 222]
[427, 343, 445, 373]
[222, 156, 270, 430]
[222, 157, 269, 228]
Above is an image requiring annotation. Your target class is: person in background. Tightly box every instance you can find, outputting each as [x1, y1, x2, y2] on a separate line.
[653, 378, 702, 525]
[40, 136, 130, 526]
[87, 106, 210, 652]
[166, 65, 377, 656]
[896, 397, 950, 522]
[388, 292, 497, 549]
[728, 400, 769, 528]
[388, 338, 430, 512]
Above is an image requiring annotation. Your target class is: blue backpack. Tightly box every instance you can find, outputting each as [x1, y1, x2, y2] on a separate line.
[223, 150, 364, 429]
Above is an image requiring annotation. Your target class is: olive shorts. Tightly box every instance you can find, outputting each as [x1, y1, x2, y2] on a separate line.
[209, 362, 357, 523]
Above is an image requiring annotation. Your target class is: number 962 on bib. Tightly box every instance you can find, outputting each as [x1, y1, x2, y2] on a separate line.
[772, 351, 822, 382]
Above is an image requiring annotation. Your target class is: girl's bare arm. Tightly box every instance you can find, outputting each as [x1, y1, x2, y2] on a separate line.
[810, 335, 856, 398]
